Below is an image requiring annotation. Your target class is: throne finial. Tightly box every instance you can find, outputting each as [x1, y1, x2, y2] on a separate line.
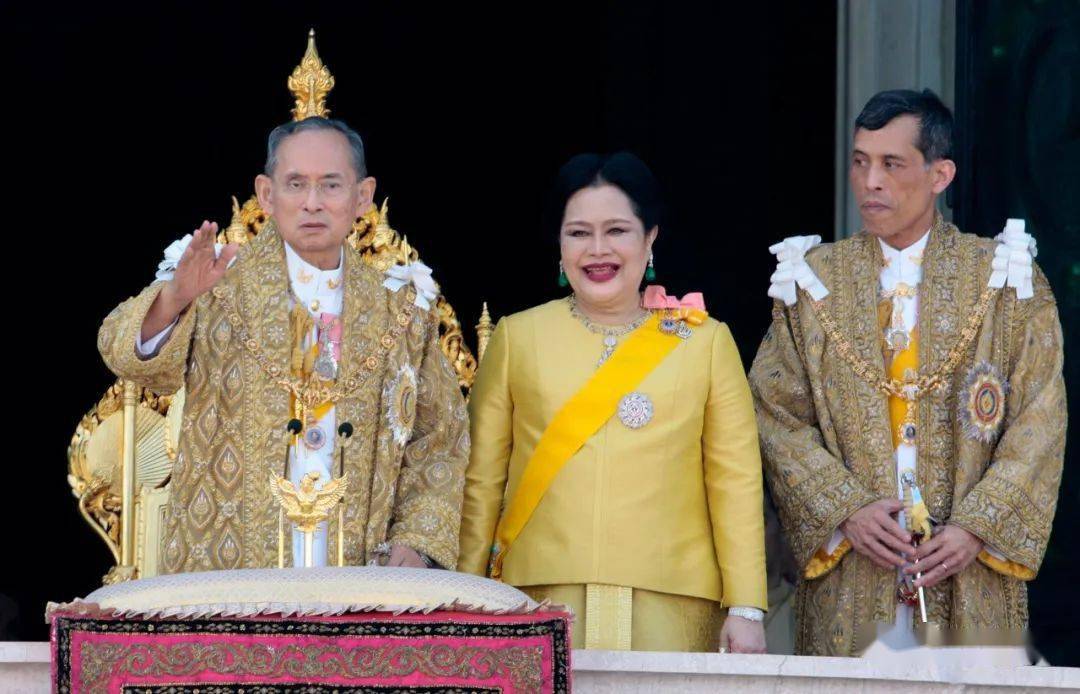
[288, 29, 335, 121]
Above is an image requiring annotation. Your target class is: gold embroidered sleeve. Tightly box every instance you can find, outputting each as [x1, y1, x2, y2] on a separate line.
[96, 282, 197, 396]
[950, 298, 1065, 578]
[749, 303, 876, 578]
[457, 319, 512, 577]
[387, 313, 471, 570]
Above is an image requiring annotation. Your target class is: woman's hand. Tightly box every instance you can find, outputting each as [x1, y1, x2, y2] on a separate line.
[719, 615, 766, 654]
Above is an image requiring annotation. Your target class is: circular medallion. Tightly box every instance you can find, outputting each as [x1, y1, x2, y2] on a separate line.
[618, 392, 654, 429]
[960, 361, 1008, 443]
[899, 422, 917, 446]
[381, 334, 396, 349]
[888, 328, 910, 352]
[303, 425, 327, 451]
[365, 356, 381, 370]
[659, 318, 679, 335]
[385, 365, 419, 446]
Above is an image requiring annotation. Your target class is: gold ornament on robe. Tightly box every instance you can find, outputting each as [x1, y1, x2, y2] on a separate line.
[270, 471, 350, 534]
[269, 470, 350, 568]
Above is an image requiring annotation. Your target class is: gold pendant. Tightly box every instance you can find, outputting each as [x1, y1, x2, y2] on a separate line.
[297, 267, 313, 284]
[898, 401, 917, 446]
[327, 277, 341, 290]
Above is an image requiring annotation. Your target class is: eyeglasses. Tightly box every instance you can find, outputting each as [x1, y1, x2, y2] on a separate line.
[277, 178, 352, 199]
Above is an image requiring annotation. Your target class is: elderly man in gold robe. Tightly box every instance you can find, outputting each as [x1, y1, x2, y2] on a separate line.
[750, 90, 1066, 659]
[98, 117, 469, 573]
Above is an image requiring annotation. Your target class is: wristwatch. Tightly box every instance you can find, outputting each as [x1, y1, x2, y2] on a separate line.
[728, 606, 765, 622]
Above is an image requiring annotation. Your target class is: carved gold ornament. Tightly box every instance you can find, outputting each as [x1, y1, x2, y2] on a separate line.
[289, 29, 335, 121]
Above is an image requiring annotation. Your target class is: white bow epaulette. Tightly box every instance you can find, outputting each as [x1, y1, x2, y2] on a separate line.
[767, 235, 830, 307]
[988, 218, 1038, 300]
[384, 261, 440, 310]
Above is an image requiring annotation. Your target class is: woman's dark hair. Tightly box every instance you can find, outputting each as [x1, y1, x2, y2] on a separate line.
[545, 152, 663, 236]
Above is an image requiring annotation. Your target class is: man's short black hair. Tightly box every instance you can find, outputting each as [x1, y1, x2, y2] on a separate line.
[854, 89, 954, 163]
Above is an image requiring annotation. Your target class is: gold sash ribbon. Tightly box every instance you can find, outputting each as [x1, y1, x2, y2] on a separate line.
[489, 313, 683, 579]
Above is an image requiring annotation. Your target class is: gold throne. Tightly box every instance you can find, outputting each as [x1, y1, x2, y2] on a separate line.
[67, 31, 495, 584]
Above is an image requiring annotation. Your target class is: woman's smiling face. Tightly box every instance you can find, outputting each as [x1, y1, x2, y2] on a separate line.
[559, 184, 656, 310]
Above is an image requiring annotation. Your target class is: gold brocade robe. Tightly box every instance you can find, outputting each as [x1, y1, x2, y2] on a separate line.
[748, 222, 1066, 656]
[97, 226, 470, 572]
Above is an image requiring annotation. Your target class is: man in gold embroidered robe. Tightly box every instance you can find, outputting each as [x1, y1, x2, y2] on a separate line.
[98, 117, 469, 573]
[749, 90, 1066, 657]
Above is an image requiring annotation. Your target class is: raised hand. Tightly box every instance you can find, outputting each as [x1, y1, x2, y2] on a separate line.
[168, 221, 239, 309]
[839, 498, 912, 570]
[140, 221, 238, 344]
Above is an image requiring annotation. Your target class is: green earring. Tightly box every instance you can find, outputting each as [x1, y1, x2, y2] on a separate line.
[645, 253, 657, 281]
[558, 262, 569, 288]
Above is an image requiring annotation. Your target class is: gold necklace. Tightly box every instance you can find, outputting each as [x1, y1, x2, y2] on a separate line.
[804, 285, 997, 445]
[212, 284, 416, 421]
[567, 294, 651, 367]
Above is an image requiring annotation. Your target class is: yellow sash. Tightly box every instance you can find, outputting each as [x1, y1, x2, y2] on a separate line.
[888, 331, 919, 449]
[489, 313, 683, 579]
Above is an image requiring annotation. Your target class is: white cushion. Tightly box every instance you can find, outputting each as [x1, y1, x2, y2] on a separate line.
[57, 567, 538, 619]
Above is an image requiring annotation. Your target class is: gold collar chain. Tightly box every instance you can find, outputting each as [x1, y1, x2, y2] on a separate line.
[804, 285, 997, 403]
[211, 284, 417, 411]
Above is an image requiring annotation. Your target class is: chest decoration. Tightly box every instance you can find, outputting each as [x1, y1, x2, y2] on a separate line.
[385, 364, 419, 446]
[618, 392, 654, 430]
[959, 361, 1009, 444]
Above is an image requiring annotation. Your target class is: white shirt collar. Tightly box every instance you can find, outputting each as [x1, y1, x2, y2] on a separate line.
[284, 242, 343, 286]
[879, 228, 930, 285]
[284, 241, 344, 313]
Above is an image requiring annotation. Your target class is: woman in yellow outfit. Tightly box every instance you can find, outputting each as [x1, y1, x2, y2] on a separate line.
[458, 152, 768, 653]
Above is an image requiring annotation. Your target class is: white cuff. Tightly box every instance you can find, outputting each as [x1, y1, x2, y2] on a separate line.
[136, 318, 178, 357]
[728, 606, 764, 622]
[824, 529, 845, 555]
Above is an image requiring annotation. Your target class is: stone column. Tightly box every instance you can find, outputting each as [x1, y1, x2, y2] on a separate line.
[835, 0, 956, 238]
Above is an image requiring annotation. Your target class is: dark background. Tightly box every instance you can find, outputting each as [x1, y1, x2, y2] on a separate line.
[953, 0, 1080, 666]
[3, 0, 1076, 665]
